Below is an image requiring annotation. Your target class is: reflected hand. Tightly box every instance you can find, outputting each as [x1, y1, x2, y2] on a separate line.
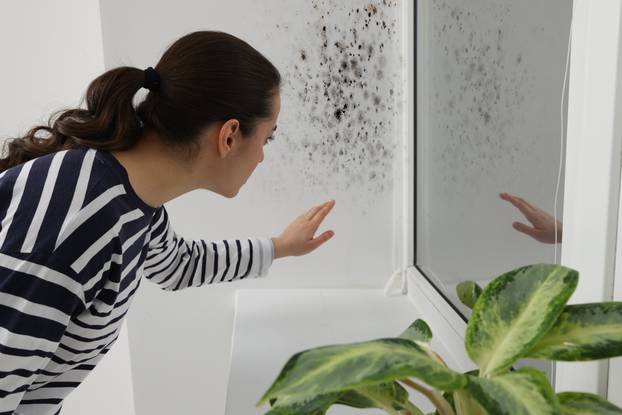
[500, 192, 562, 244]
[271, 200, 336, 258]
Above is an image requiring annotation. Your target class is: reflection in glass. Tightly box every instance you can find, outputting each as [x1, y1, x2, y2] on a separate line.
[416, 0, 573, 318]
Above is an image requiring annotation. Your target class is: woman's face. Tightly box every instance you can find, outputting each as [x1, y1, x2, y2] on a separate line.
[194, 93, 281, 197]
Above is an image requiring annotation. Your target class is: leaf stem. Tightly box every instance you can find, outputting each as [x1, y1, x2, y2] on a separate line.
[355, 389, 401, 415]
[401, 400, 425, 415]
[400, 379, 456, 415]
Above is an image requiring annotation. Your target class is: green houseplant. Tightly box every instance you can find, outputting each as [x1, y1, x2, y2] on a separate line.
[257, 264, 622, 414]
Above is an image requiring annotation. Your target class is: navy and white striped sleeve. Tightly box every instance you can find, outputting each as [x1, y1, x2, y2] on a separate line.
[142, 206, 275, 291]
[0, 251, 83, 413]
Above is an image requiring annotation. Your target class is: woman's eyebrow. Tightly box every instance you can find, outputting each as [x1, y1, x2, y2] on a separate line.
[273, 125, 277, 131]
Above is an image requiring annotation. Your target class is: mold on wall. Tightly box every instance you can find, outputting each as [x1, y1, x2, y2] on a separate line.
[261, 0, 403, 200]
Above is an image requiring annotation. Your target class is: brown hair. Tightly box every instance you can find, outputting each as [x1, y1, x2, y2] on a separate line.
[0, 31, 281, 172]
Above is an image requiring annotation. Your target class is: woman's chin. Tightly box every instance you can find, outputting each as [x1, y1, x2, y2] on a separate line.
[223, 187, 241, 198]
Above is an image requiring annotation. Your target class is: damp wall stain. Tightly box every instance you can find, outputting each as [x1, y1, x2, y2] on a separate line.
[269, 0, 402, 197]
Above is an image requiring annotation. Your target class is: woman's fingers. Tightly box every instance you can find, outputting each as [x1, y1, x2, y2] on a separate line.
[308, 230, 335, 251]
[303, 201, 332, 221]
[302, 205, 322, 221]
[310, 200, 335, 230]
[500, 192, 535, 219]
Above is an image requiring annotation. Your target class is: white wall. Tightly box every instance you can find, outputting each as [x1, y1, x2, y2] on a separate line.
[97, 1, 404, 414]
[0, 1, 136, 414]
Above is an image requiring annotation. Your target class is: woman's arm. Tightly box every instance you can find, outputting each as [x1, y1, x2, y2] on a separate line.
[142, 207, 273, 291]
[142, 200, 335, 291]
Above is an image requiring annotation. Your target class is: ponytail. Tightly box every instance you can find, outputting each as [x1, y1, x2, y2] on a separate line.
[0, 67, 145, 172]
[0, 31, 281, 173]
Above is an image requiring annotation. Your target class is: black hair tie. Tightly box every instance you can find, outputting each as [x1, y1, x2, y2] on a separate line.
[143, 67, 160, 92]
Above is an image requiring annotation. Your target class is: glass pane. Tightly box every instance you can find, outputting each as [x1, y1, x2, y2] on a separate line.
[416, 0, 573, 318]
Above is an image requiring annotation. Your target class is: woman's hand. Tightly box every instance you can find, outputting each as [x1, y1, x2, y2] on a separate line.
[271, 200, 336, 258]
[500, 192, 562, 244]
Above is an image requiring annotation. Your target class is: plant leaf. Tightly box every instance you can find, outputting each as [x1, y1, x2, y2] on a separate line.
[558, 392, 622, 414]
[265, 392, 340, 415]
[336, 382, 410, 409]
[456, 281, 483, 309]
[257, 338, 467, 406]
[467, 367, 560, 415]
[527, 302, 622, 361]
[265, 382, 413, 415]
[399, 319, 433, 344]
[453, 389, 487, 415]
[465, 263, 578, 375]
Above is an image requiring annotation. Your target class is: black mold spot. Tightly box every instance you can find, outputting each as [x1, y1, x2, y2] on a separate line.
[275, 0, 400, 194]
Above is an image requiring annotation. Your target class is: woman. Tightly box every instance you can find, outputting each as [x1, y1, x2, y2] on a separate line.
[0, 31, 335, 414]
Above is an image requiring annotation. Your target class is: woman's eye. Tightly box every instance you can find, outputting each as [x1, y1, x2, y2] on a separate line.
[264, 135, 275, 145]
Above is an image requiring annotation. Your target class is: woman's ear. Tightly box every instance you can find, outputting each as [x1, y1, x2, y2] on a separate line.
[217, 119, 241, 158]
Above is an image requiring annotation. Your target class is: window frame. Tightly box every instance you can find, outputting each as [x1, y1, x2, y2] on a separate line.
[402, 0, 622, 397]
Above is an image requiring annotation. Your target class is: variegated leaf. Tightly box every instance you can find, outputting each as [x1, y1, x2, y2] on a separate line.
[456, 281, 483, 309]
[466, 264, 578, 375]
[453, 389, 487, 415]
[558, 392, 622, 414]
[258, 338, 467, 406]
[266, 382, 415, 415]
[528, 302, 622, 361]
[399, 319, 433, 344]
[339, 382, 421, 414]
[336, 382, 409, 409]
[265, 393, 339, 415]
[467, 367, 559, 415]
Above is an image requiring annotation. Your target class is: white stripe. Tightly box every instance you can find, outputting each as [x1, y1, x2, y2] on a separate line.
[0, 160, 34, 249]
[0, 292, 70, 326]
[0, 354, 47, 373]
[71, 209, 143, 273]
[0, 252, 84, 303]
[21, 150, 68, 253]
[21, 386, 75, 400]
[14, 403, 60, 414]
[0, 383, 34, 412]
[236, 240, 251, 281]
[54, 149, 97, 250]
[257, 237, 265, 277]
[32, 366, 92, 384]
[0, 326, 58, 354]
[0, 373, 39, 394]
[213, 241, 224, 282]
[55, 184, 126, 250]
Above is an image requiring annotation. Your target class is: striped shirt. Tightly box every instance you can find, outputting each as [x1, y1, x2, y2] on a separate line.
[0, 148, 274, 415]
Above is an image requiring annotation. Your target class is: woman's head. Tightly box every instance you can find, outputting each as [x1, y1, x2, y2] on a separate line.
[0, 30, 282, 197]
